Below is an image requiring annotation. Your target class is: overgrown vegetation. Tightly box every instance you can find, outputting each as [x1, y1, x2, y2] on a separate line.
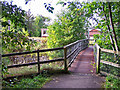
[3, 68, 69, 88]
[105, 75, 120, 88]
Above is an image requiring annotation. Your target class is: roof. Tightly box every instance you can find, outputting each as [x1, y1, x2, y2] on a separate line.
[89, 29, 101, 31]
[89, 29, 100, 36]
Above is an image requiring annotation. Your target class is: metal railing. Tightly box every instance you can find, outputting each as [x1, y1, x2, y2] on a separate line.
[64, 39, 89, 68]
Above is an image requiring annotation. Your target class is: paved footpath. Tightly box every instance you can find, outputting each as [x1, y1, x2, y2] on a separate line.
[43, 47, 105, 88]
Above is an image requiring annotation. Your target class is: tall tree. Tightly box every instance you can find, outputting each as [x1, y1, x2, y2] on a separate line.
[1, 1, 36, 54]
[47, 8, 86, 48]
[32, 15, 50, 37]
[25, 9, 35, 36]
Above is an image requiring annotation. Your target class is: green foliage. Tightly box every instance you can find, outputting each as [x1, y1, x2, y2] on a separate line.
[93, 34, 112, 49]
[82, 2, 120, 50]
[105, 75, 120, 88]
[1, 27, 37, 76]
[2, 28, 36, 54]
[2, 57, 9, 76]
[47, 9, 86, 48]
[1, 1, 27, 29]
[44, 3, 54, 13]
[24, 9, 35, 37]
[84, 2, 120, 88]
[1, 1, 37, 76]
[47, 2, 87, 59]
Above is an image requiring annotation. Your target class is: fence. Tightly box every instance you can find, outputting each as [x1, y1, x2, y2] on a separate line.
[94, 43, 120, 79]
[2, 39, 89, 74]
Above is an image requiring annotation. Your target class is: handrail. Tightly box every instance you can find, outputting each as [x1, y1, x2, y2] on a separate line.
[66, 47, 78, 59]
[2, 47, 64, 57]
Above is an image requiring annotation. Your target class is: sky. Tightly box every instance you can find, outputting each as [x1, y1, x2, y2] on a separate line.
[6, 0, 68, 24]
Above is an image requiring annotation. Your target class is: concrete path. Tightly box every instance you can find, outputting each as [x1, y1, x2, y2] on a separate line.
[43, 47, 105, 88]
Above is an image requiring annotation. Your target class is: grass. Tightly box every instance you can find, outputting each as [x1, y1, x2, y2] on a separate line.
[3, 74, 51, 88]
[4, 65, 38, 78]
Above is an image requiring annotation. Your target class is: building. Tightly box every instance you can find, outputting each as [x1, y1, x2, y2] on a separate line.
[41, 28, 48, 37]
[89, 29, 100, 45]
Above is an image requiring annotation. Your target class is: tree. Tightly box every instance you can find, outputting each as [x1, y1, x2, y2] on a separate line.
[1, 1, 37, 76]
[1, 1, 27, 29]
[1, 1, 36, 54]
[25, 9, 35, 37]
[82, 2, 120, 51]
[47, 8, 86, 49]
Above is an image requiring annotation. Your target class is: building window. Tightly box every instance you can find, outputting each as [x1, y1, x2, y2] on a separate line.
[43, 30, 46, 34]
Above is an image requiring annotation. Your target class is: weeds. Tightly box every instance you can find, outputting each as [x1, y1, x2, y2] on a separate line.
[3, 74, 51, 88]
[105, 75, 120, 88]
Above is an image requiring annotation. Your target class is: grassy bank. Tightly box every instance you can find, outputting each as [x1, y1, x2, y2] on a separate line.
[3, 69, 69, 88]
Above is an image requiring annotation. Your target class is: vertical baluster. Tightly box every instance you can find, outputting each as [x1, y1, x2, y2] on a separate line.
[37, 50, 40, 74]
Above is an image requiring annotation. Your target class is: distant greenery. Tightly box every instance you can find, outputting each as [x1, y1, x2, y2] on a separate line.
[32, 15, 50, 37]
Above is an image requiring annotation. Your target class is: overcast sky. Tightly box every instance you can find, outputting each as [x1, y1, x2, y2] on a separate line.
[5, 0, 87, 23]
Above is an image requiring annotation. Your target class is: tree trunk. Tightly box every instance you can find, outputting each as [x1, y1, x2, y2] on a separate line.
[108, 2, 119, 51]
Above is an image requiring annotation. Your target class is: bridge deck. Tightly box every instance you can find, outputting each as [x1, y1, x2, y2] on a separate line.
[69, 46, 96, 74]
[43, 47, 105, 88]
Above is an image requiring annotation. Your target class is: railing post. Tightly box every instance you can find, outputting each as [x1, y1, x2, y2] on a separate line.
[64, 47, 68, 72]
[37, 50, 40, 74]
[87, 39, 89, 48]
[96, 45, 101, 74]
